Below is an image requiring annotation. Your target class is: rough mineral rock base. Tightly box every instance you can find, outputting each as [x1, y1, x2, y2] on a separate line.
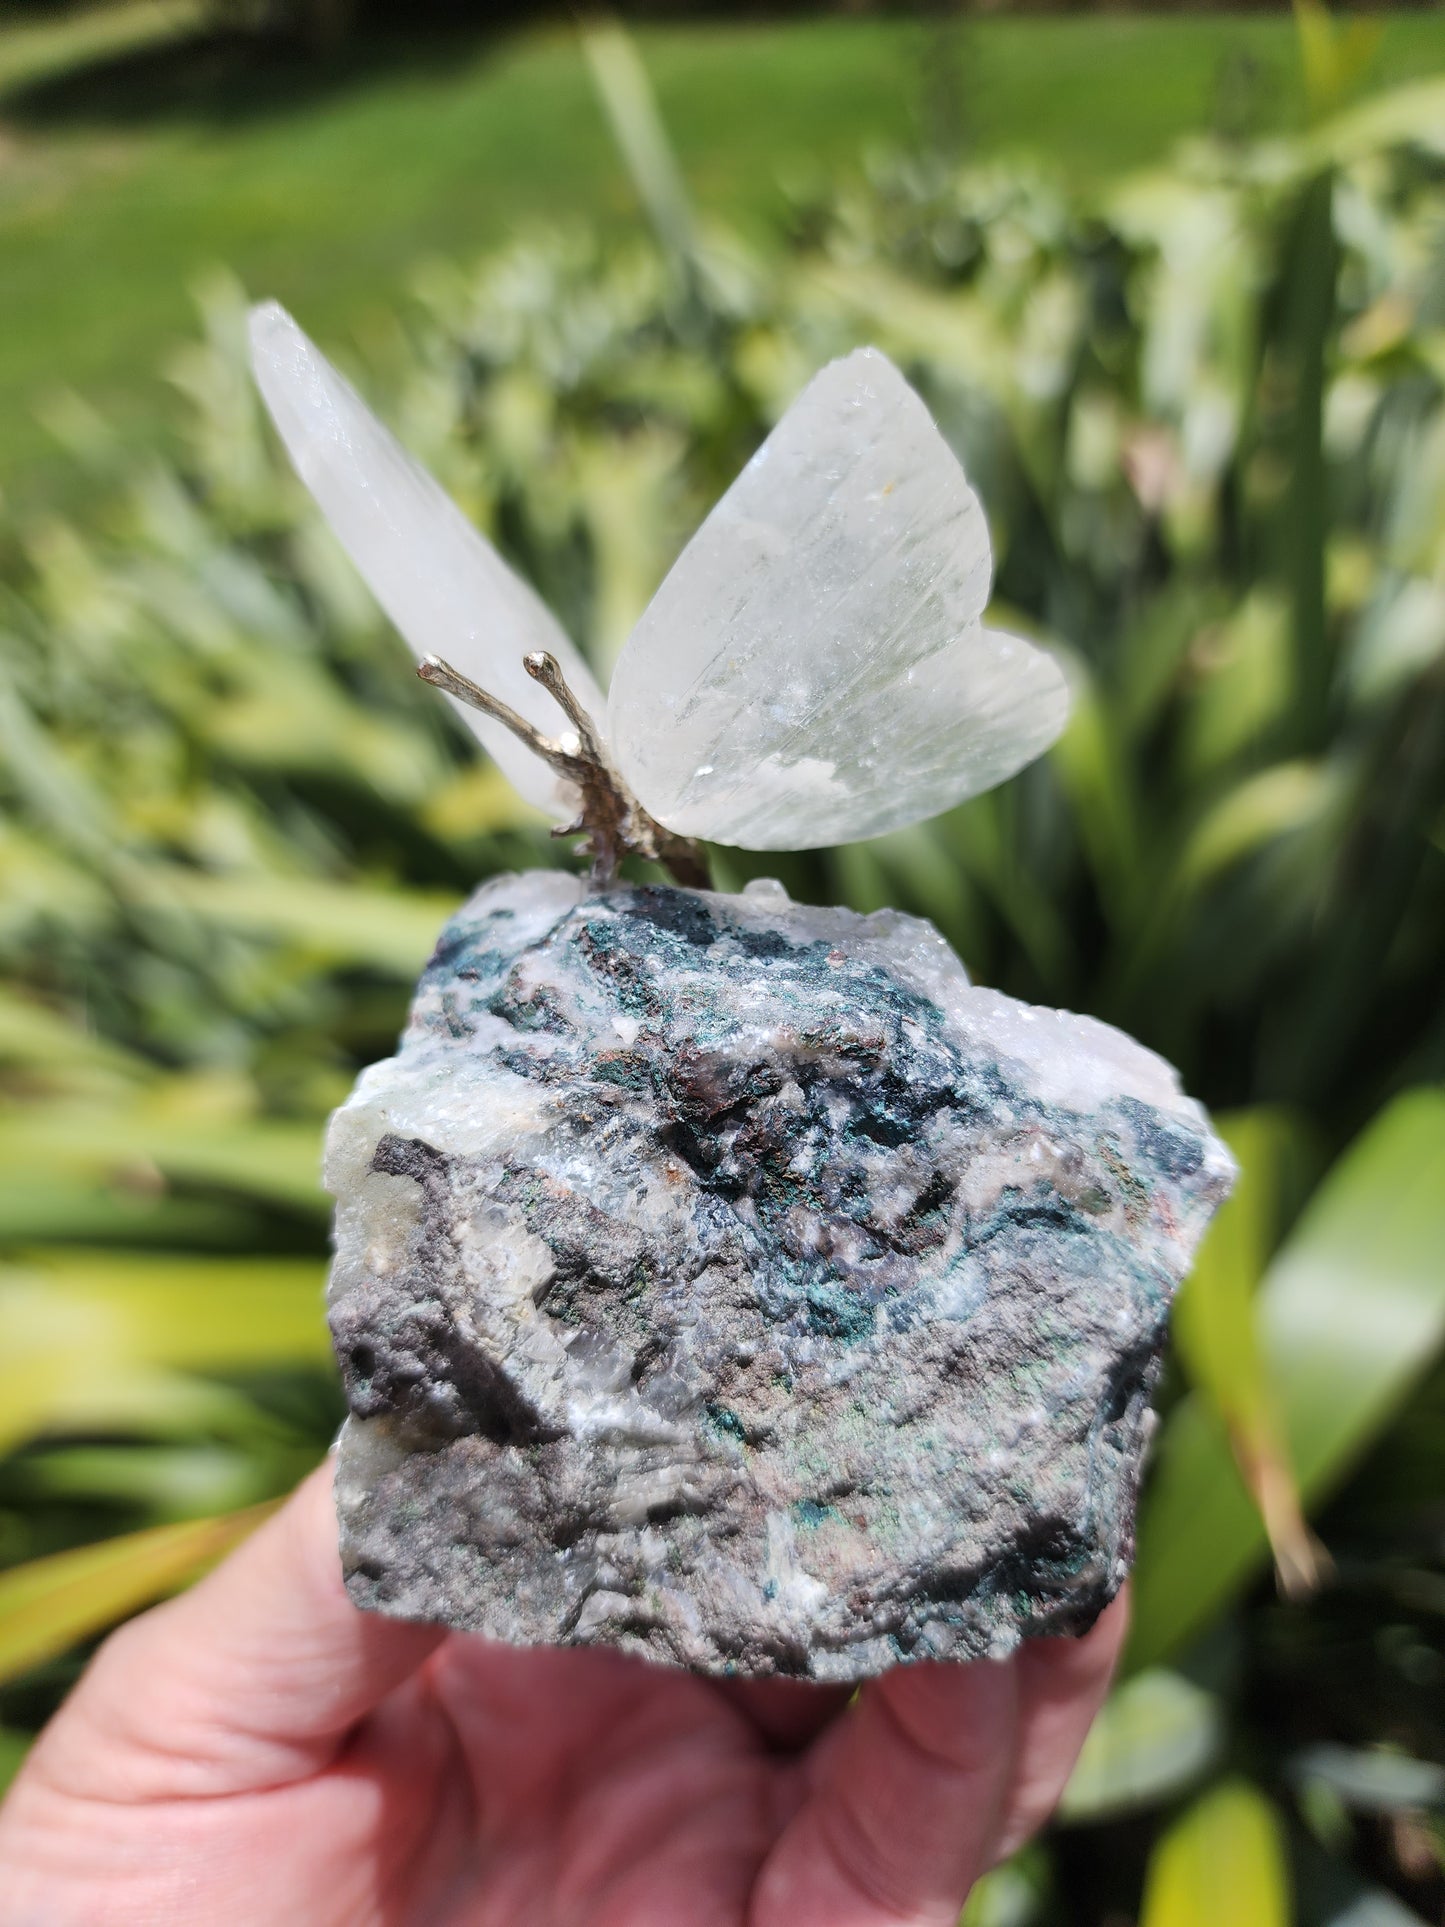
[327, 872, 1234, 1681]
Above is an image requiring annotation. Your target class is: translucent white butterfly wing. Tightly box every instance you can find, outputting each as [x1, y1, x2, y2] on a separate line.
[248, 302, 605, 817]
[605, 348, 1070, 850]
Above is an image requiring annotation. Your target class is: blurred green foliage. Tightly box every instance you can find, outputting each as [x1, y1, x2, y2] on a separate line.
[2, 32, 1445, 1922]
[6, 7, 1445, 521]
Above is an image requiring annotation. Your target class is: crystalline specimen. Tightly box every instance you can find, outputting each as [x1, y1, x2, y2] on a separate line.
[605, 349, 1070, 850]
[328, 871, 1233, 1680]
[250, 308, 1069, 856]
[249, 302, 602, 817]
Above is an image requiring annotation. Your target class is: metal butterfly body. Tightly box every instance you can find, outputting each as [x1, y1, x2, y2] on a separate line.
[249, 304, 1070, 880]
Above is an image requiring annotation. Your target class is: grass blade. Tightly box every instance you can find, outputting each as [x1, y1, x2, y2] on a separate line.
[580, 18, 697, 280]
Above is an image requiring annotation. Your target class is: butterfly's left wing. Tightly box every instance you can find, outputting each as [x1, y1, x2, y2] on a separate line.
[606, 348, 1068, 850]
[249, 302, 605, 818]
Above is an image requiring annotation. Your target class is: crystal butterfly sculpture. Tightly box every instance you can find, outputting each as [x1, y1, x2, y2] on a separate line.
[250, 304, 1069, 886]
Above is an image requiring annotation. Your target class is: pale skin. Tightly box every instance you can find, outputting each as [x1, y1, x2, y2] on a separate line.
[0, 1461, 1128, 1927]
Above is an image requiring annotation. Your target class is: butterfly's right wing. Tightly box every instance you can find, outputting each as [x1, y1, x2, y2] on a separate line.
[249, 302, 604, 817]
[605, 349, 1068, 851]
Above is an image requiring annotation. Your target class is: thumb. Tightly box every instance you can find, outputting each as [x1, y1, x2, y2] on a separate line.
[20, 1459, 443, 1804]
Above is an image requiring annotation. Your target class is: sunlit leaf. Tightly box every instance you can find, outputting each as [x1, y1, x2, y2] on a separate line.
[1180, 594, 1291, 776]
[193, 657, 446, 807]
[18, 1443, 275, 1520]
[1129, 1087, 1445, 1672]
[0, 1254, 330, 1452]
[1290, 1744, 1445, 1816]
[1294, 0, 1380, 119]
[0, 1094, 327, 1216]
[1059, 1670, 1223, 1824]
[569, 425, 688, 673]
[1140, 1780, 1290, 1927]
[1308, 77, 1445, 167]
[1171, 1110, 1323, 1596]
[118, 868, 457, 978]
[797, 259, 1013, 399]
[0, 987, 149, 1085]
[0, 0, 205, 100]
[0, 1172, 261, 1247]
[1179, 763, 1342, 891]
[0, 823, 110, 942]
[1348, 578, 1445, 707]
[960, 1847, 1047, 1927]
[421, 760, 551, 843]
[0, 1505, 276, 1685]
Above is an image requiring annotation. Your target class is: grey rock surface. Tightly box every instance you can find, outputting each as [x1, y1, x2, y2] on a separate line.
[327, 871, 1233, 1680]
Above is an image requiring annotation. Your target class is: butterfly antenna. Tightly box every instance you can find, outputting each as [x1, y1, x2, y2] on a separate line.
[418, 652, 710, 893]
[523, 651, 609, 766]
[417, 655, 576, 779]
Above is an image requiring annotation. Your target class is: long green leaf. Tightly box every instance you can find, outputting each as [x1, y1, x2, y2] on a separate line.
[119, 867, 457, 978]
[1129, 1086, 1445, 1671]
[0, 1254, 330, 1452]
[1170, 1111, 1321, 1595]
[0, 987, 149, 1084]
[0, 1102, 327, 1215]
[1049, 661, 1145, 931]
[0, 1505, 275, 1685]
[0, 1173, 260, 1247]
[1306, 76, 1445, 166]
[1279, 166, 1336, 753]
[1178, 762, 1341, 890]
[0, 0, 203, 98]
[1140, 1780, 1291, 1927]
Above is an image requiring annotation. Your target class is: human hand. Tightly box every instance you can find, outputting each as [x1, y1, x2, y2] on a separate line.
[0, 1461, 1126, 1926]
